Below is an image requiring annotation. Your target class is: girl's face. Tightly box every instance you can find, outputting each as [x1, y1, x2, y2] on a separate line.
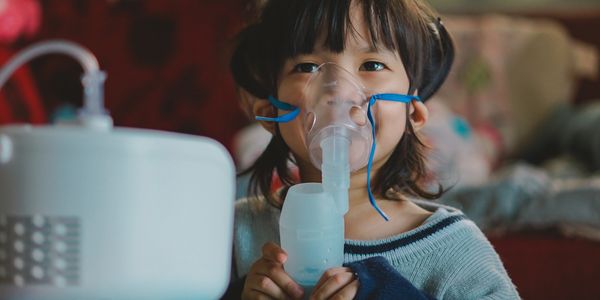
[275, 5, 422, 175]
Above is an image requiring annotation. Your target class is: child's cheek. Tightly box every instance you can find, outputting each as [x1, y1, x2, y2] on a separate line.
[374, 102, 407, 156]
[279, 117, 310, 162]
[277, 77, 310, 107]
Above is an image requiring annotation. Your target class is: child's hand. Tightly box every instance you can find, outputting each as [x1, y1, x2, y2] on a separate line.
[242, 242, 305, 300]
[310, 267, 358, 300]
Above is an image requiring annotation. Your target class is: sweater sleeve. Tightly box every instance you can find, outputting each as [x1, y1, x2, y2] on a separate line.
[345, 256, 437, 300]
[442, 228, 520, 300]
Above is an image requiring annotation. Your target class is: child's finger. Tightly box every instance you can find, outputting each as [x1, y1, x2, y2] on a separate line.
[312, 267, 350, 293]
[261, 242, 287, 263]
[330, 278, 359, 300]
[246, 289, 276, 300]
[249, 291, 273, 300]
[310, 270, 355, 300]
[248, 274, 289, 299]
[255, 262, 304, 299]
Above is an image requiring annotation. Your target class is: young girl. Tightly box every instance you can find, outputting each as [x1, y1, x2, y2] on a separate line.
[225, 0, 519, 299]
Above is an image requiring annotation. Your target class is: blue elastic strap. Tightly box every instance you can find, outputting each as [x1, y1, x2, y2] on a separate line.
[267, 95, 296, 111]
[366, 93, 421, 221]
[255, 96, 301, 123]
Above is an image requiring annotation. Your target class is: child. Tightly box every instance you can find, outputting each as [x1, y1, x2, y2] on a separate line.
[225, 0, 520, 299]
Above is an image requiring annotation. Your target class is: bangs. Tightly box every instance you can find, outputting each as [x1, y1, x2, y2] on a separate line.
[283, 0, 421, 57]
[239, 0, 448, 100]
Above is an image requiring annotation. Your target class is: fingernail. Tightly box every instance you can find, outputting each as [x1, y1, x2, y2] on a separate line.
[286, 282, 303, 299]
[292, 286, 304, 299]
[278, 253, 287, 263]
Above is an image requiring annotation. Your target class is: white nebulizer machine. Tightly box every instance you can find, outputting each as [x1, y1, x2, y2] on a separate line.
[276, 63, 374, 291]
[0, 40, 235, 300]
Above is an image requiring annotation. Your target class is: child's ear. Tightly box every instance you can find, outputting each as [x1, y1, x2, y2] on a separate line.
[409, 100, 429, 131]
[240, 89, 277, 134]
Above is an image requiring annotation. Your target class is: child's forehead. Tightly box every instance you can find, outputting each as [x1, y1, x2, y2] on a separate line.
[307, 5, 398, 56]
[306, 38, 398, 58]
[282, 0, 406, 60]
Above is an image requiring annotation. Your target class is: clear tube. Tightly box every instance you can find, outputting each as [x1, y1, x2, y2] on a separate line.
[320, 128, 350, 214]
[0, 39, 112, 129]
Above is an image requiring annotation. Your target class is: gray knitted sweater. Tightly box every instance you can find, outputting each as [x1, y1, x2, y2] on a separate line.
[233, 197, 520, 299]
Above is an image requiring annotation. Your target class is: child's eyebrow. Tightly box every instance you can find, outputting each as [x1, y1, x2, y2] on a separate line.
[357, 46, 379, 54]
[356, 45, 396, 57]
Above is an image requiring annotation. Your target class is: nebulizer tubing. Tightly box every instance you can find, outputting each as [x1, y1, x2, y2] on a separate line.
[320, 130, 350, 214]
[0, 39, 112, 128]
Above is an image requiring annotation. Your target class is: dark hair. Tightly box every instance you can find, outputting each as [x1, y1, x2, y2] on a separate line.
[231, 0, 454, 206]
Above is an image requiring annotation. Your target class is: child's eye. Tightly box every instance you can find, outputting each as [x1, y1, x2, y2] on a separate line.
[293, 63, 319, 73]
[360, 61, 386, 72]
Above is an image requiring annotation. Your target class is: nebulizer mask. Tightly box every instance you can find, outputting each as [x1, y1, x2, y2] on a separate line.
[304, 63, 373, 173]
[257, 63, 419, 291]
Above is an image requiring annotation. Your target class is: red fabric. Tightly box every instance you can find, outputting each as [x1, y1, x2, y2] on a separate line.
[490, 234, 600, 300]
[0, 49, 46, 124]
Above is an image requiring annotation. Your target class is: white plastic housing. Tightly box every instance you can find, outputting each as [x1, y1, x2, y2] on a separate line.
[0, 125, 235, 300]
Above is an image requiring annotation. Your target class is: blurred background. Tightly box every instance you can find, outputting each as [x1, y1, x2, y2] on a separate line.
[431, 0, 600, 12]
[0, 0, 599, 299]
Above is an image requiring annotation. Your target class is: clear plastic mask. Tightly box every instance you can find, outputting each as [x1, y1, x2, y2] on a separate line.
[301, 63, 373, 172]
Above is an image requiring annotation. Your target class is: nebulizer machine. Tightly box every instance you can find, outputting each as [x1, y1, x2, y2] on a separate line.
[0, 40, 235, 299]
[258, 63, 418, 292]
